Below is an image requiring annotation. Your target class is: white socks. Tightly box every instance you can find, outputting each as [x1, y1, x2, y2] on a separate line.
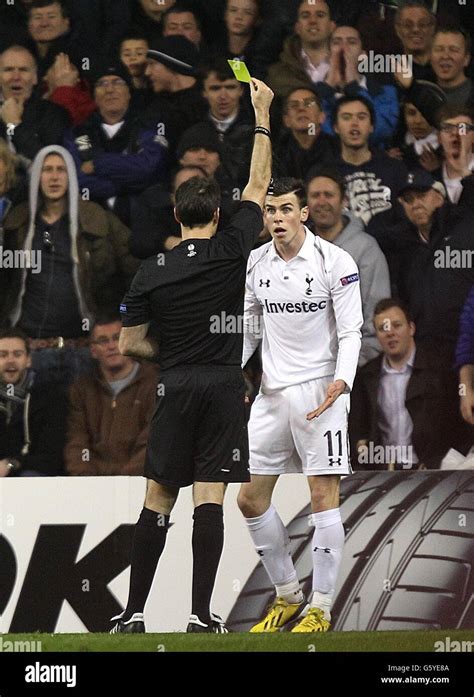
[245, 505, 303, 604]
[275, 578, 304, 604]
[310, 508, 344, 620]
[245, 505, 345, 616]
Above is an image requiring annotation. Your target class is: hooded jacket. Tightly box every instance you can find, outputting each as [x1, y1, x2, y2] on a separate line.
[318, 214, 390, 366]
[0, 145, 139, 331]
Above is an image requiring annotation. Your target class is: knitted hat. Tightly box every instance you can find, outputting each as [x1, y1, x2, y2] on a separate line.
[93, 63, 133, 91]
[177, 124, 221, 159]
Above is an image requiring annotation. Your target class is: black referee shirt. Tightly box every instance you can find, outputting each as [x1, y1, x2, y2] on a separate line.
[121, 201, 263, 370]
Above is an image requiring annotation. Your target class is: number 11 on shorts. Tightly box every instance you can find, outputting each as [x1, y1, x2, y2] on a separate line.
[324, 430, 343, 467]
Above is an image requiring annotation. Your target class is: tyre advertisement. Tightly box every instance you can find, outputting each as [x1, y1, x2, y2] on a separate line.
[1, 471, 472, 634]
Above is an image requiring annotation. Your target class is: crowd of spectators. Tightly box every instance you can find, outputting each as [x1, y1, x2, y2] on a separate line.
[0, 0, 473, 475]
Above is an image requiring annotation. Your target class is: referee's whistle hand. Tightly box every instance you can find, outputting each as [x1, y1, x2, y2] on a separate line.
[249, 79, 274, 113]
[306, 380, 346, 420]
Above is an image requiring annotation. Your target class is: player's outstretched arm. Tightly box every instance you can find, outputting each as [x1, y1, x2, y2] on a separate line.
[119, 323, 159, 361]
[241, 79, 274, 209]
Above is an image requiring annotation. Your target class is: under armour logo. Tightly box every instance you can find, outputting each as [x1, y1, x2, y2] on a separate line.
[407, 173, 415, 184]
[187, 244, 197, 257]
[257, 550, 265, 557]
[328, 457, 342, 467]
[305, 275, 314, 296]
[259, 279, 270, 287]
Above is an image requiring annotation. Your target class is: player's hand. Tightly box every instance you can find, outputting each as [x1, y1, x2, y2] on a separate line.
[249, 79, 274, 118]
[306, 379, 346, 420]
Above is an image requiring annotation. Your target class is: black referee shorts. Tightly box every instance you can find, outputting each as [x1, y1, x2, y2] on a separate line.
[145, 365, 250, 488]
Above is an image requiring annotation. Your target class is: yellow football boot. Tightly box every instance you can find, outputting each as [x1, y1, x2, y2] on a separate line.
[291, 607, 330, 633]
[250, 597, 307, 633]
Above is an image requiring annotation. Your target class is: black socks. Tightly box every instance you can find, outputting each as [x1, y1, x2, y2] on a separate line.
[122, 507, 170, 622]
[191, 503, 224, 625]
[123, 504, 224, 625]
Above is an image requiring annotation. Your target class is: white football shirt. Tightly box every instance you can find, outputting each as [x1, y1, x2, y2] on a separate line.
[243, 228, 363, 392]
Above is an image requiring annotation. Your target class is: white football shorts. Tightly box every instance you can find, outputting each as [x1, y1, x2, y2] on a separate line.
[248, 376, 352, 476]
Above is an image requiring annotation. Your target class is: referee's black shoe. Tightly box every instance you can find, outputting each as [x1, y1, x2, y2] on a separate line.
[186, 613, 230, 633]
[110, 612, 145, 634]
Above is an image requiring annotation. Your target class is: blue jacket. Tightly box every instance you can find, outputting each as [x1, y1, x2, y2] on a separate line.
[316, 76, 399, 148]
[63, 110, 168, 203]
[455, 286, 474, 369]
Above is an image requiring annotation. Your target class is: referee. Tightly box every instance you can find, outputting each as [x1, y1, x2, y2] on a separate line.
[111, 78, 274, 633]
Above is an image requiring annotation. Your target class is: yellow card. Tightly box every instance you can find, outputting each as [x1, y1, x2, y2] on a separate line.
[227, 59, 252, 83]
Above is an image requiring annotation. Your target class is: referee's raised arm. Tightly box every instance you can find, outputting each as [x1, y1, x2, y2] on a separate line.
[241, 79, 274, 209]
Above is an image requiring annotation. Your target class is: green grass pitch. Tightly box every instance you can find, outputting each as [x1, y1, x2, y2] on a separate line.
[2, 629, 473, 652]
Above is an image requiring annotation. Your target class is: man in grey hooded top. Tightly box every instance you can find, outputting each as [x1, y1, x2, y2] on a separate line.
[307, 169, 390, 365]
[0, 145, 138, 386]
